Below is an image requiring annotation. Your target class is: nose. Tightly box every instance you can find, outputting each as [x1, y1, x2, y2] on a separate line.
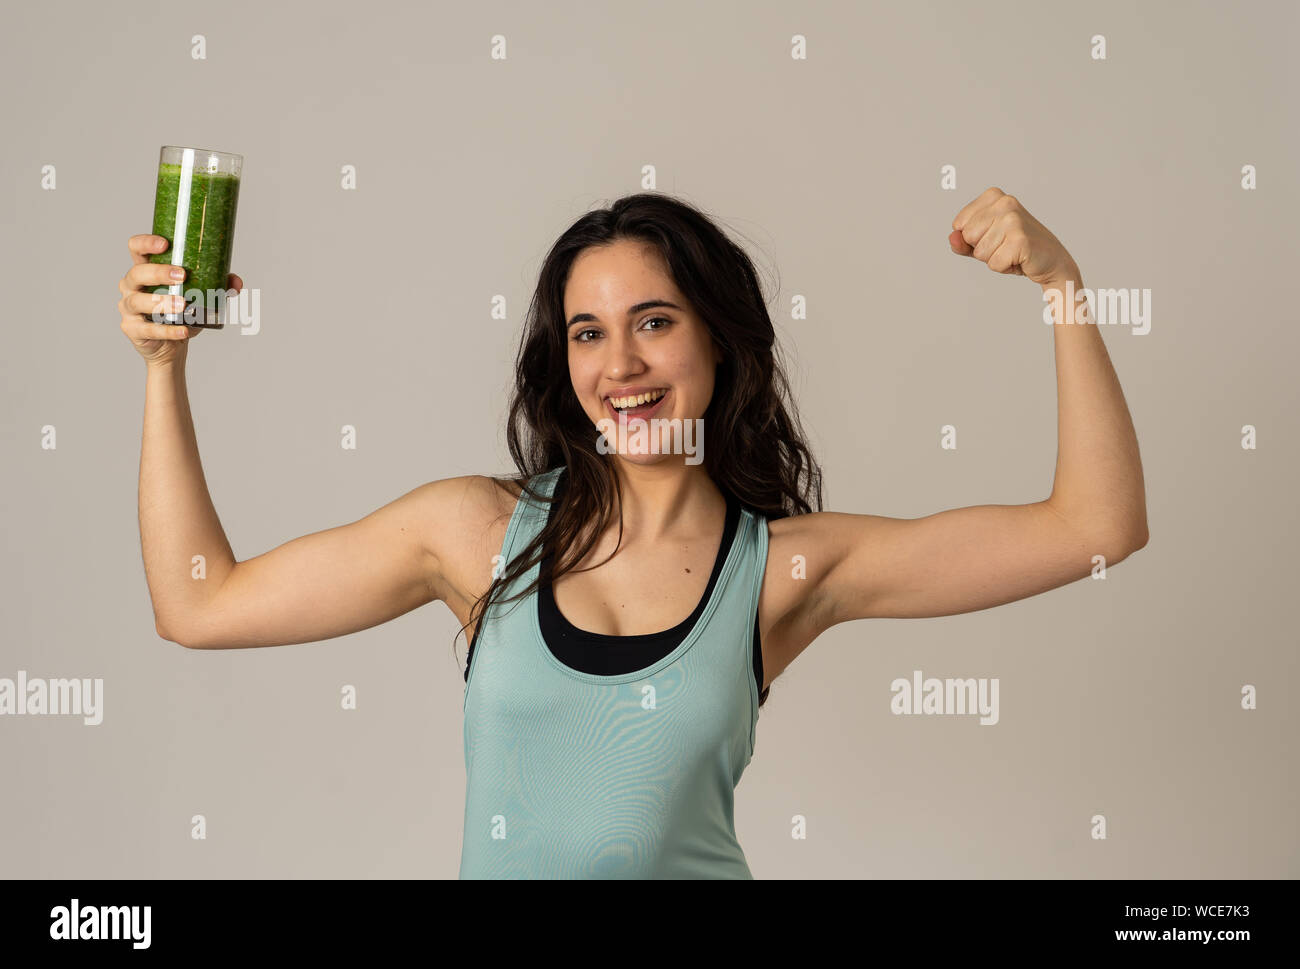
[604, 329, 645, 381]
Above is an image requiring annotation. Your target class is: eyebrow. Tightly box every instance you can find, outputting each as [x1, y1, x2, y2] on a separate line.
[566, 300, 684, 328]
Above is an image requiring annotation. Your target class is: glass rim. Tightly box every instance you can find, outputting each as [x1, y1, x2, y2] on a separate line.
[160, 145, 244, 162]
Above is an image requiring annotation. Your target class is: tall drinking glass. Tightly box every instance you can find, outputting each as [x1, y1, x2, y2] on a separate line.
[148, 146, 242, 326]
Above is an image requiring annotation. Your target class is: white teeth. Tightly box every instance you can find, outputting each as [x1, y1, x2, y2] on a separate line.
[610, 389, 666, 409]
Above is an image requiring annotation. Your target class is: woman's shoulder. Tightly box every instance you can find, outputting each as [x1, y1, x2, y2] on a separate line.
[425, 468, 566, 545]
[437, 473, 528, 523]
[419, 472, 533, 608]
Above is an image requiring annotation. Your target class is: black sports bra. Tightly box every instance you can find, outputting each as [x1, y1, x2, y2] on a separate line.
[464, 470, 763, 696]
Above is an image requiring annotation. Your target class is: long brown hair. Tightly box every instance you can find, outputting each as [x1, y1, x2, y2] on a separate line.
[456, 192, 824, 708]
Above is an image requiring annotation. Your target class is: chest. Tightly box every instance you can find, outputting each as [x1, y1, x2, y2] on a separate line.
[550, 537, 722, 637]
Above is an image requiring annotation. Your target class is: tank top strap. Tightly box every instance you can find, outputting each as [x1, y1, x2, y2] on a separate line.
[732, 502, 769, 759]
[497, 467, 564, 575]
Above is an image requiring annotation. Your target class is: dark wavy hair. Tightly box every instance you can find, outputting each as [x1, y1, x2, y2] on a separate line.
[455, 192, 823, 708]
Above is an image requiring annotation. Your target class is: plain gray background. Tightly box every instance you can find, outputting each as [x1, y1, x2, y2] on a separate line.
[2, 0, 1297, 878]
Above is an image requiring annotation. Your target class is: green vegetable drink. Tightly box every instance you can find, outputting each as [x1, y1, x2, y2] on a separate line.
[148, 146, 242, 326]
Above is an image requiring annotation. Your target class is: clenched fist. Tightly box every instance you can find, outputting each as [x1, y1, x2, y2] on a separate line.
[948, 187, 1078, 287]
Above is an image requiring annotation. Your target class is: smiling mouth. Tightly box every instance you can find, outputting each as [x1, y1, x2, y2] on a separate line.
[605, 388, 669, 420]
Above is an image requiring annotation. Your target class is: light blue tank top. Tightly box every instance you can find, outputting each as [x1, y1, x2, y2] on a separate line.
[460, 466, 768, 879]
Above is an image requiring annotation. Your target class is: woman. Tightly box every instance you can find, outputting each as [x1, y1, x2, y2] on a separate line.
[117, 189, 1148, 879]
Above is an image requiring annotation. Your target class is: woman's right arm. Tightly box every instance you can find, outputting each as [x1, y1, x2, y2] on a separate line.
[122, 233, 489, 650]
[154, 471, 457, 650]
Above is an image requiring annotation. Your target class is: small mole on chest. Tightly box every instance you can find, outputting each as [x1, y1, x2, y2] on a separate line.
[684, 567, 691, 573]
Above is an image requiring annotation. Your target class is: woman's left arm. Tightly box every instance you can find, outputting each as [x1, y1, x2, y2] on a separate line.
[949, 187, 1149, 551]
[779, 187, 1148, 650]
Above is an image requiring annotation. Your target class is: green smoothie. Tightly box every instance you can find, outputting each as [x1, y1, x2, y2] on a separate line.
[149, 162, 240, 318]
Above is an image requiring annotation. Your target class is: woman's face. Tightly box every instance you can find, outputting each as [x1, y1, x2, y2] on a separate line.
[564, 239, 721, 465]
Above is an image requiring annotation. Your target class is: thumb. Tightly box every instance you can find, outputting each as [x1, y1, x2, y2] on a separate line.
[948, 229, 974, 256]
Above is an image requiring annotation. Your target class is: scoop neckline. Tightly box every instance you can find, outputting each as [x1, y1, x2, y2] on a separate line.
[539, 486, 740, 646]
[531, 470, 749, 684]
